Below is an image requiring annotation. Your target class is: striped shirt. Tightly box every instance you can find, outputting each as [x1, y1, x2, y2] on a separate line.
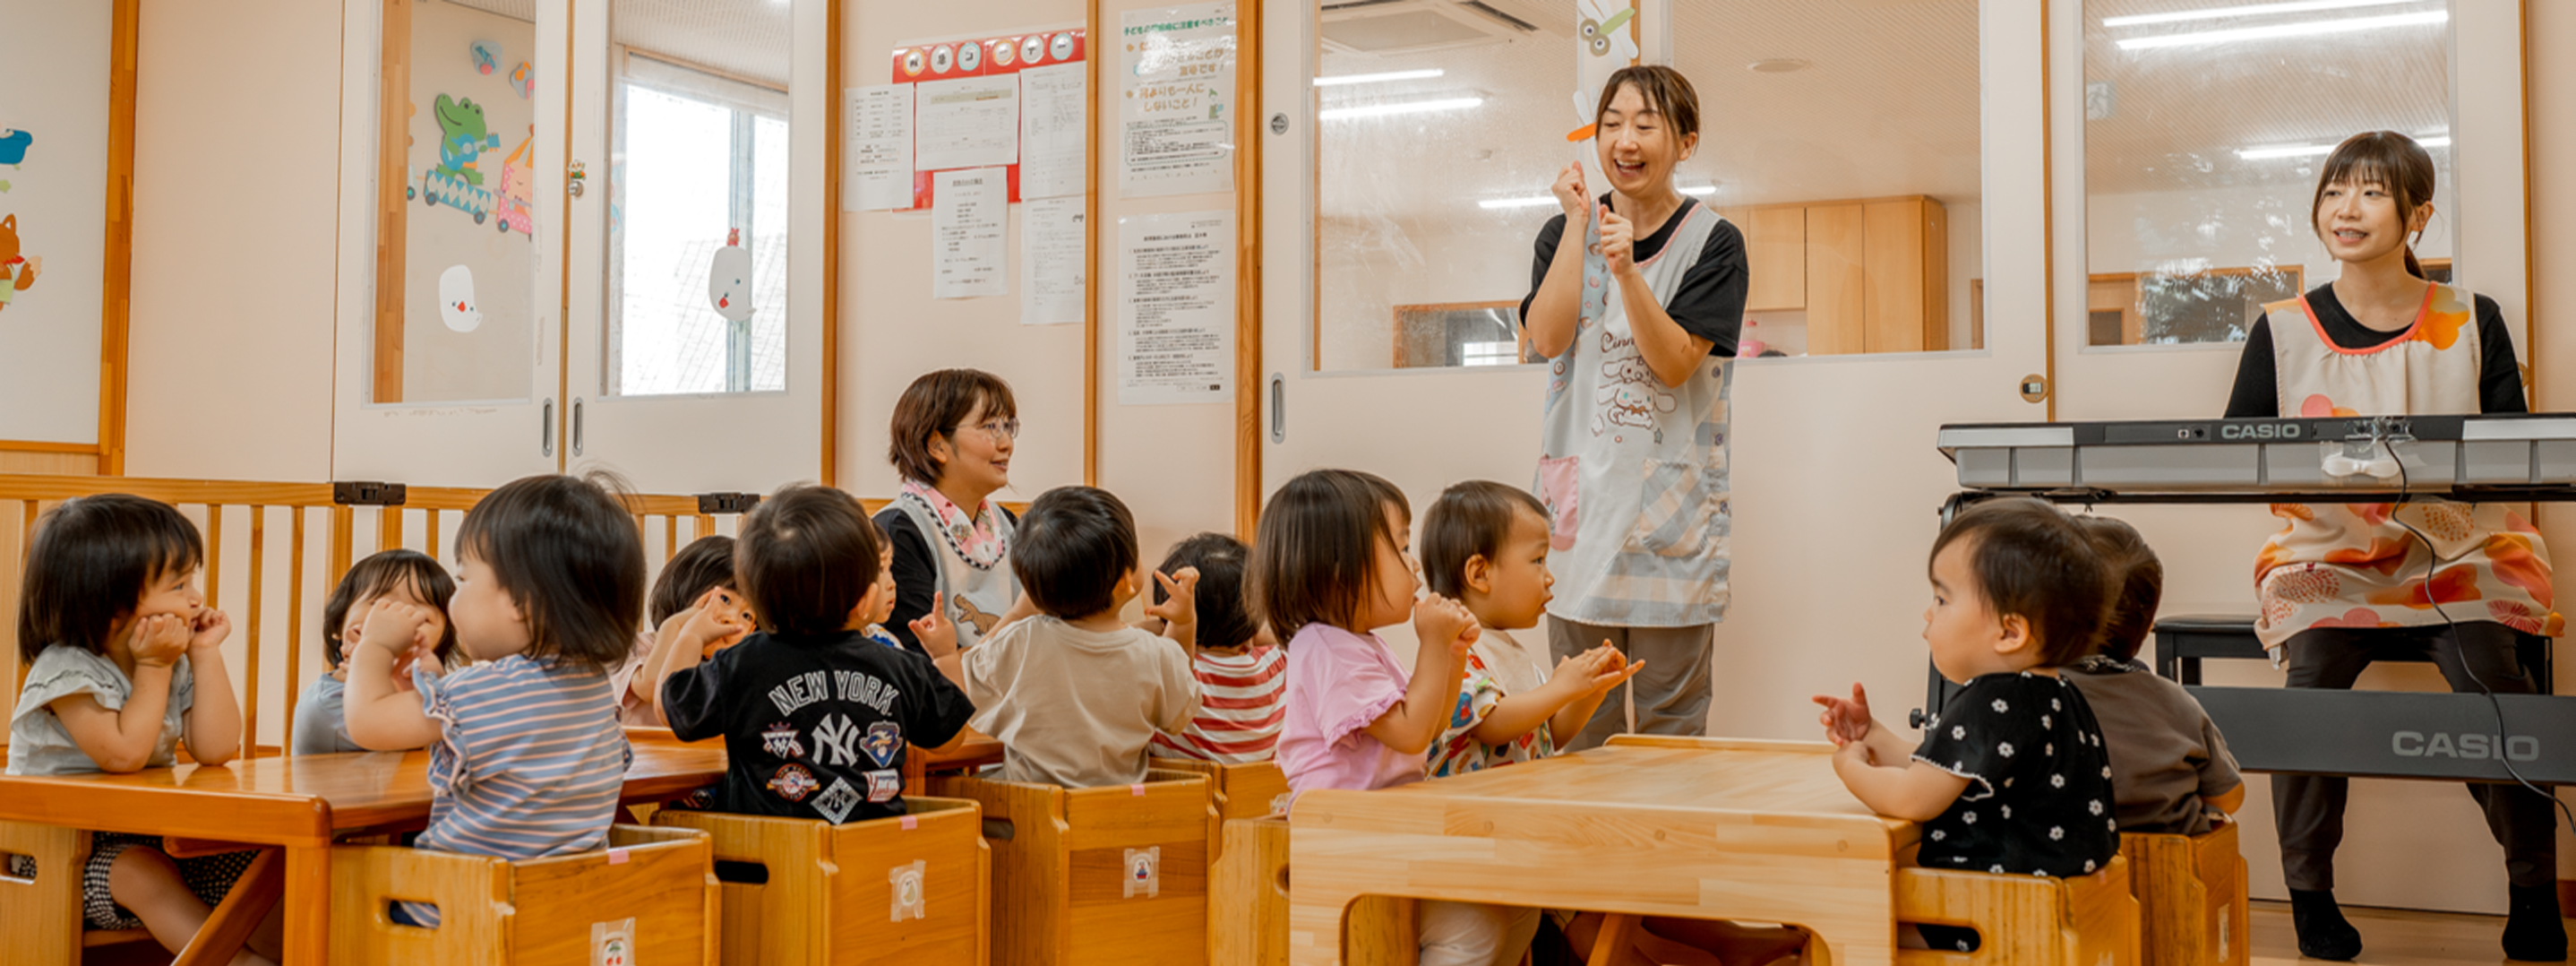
[1149, 645, 1286, 764]
[401, 654, 631, 926]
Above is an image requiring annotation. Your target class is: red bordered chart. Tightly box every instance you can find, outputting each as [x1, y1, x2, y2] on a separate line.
[888, 28, 1088, 210]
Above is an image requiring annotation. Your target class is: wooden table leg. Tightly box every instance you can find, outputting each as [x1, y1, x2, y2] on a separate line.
[279, 844, 330, 966]
[173, 848, 283, 966]
[1588, 913, 1640, 966]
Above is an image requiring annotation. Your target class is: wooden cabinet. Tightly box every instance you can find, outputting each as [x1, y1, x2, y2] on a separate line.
[1720, 205, 1807, 312]
[1803, 203, 1866, 356]
[1722, 195, 1949, 356]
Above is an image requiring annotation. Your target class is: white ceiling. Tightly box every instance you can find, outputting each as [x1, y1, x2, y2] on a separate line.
[442, 0, 791, 89]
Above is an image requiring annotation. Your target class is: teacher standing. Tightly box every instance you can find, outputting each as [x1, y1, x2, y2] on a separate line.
[1519, 65, 1747, 751]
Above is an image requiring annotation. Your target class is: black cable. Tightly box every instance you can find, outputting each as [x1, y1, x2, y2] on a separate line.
[2380, 436, 2575, 833]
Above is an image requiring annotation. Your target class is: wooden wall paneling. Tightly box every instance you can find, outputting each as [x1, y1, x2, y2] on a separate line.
[1804, 203, 1866, 356]
[1862, 197, 1929, 353]
[0, 446, 103, 476]
[373, 0, 410, 404]
[100, 0, 140, 475]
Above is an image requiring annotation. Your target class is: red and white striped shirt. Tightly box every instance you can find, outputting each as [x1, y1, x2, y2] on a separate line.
[1150, 644, 1286, 763]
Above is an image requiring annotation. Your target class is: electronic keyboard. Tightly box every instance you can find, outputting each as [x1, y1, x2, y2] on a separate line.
[1938, 412, 2576, 502]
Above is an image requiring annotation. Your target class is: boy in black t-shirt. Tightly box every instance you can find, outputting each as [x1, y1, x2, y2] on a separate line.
[1813, 498, 2120, 952]
[655, 484, 975, 824]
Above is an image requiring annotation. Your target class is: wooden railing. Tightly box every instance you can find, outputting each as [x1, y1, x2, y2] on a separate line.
[0, 475, 751, 755]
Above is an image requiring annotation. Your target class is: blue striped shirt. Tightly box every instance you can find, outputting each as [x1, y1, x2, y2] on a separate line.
[399, 654, 630, 927]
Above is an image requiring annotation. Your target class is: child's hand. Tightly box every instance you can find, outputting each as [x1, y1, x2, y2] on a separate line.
[357, 599, 434, 657]
[1833, 737, 1878, 768]
[186, 608, 232, 654]
[387, 636, 439, 693]
[1143, 567, 1200, 631]
[1559, 643, 1645, 695]
[1413, 594, 1481, 658]
[909, 592, 959, 658]
[1812, 683, 1873, 746]
[128, 614, 191, 668]
[677, 588, 750, 656]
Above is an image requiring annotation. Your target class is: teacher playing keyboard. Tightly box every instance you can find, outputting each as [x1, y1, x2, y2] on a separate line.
[2223, 131, 2563, 962]
[1518, 65, 1746, 751]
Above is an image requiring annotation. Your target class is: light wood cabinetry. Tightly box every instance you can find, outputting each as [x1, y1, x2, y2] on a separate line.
[1721, 205, 1807, 312]
[1722, 195, 1949, 356]
[1803, 203, 1867, 356]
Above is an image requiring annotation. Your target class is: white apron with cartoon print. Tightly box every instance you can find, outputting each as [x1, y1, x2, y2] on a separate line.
[1535, 202, 1731, 627]
[890, 487, 1021, 649]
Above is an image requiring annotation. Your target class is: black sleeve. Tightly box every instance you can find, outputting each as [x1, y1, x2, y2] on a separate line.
[657, 654, 730, 743]
[2475, 296, 2528, 414]
[1517, 213, 1570, 325]
[1667, 220, 1748, 357]
[876, 509, 938, 657]
[1911, 677, 2036, 801]
[898, 650, 976, 750]
[2223, 318, 2279, 418]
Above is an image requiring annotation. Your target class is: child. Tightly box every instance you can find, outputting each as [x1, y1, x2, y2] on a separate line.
[2063, 516, 2245, 833]
[1145, 533, 1288, 764]
[949, 486, 1201, 789]
[8, 495, 271, 962]
[343, 473, 645, 927]
[654, 484, 976, 823]
[292, 549, 457, 755]
[1419, 481, 1639, 776]
[617, 536, 750, 727]
[1253, 470, 1506, 966]
[1813, 496, 2119, 953]
[860, 524, 906, 651]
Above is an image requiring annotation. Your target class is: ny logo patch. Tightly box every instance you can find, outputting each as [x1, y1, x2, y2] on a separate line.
[761, 721, 805, 760]
[811, 713, 863, 766]
[814, 777, 862, 824]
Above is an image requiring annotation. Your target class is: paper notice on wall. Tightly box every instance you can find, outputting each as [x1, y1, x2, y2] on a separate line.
[1022, 195, 1085, 325]
[1019, 62, 1086, 200]
[1119, 3, 1235, 198]
[914, 74, 1019, 172]
[846, 84, 914, 211]
[932, 168, 1009, 299]
[1119, 211, 1233, 404]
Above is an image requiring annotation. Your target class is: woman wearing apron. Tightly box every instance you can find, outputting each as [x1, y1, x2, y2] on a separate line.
[1519, 65, 1747, 751]
[877, 369, 1028, 655]
[2224, 132, 2563, 962]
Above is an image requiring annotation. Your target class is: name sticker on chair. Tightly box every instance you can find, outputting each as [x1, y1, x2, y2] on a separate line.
[900, 815, 918, 831]
[1130, 784, 1146, 797]
[1123, 846, 1161, 898]
[591, 918, 636, 966]
[606, 848, 629, 866]
[890, 860, 928, 921]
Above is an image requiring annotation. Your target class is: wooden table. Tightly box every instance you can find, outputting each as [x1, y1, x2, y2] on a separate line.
[0, 741, 725, 965]
[906, 728, 1005, 792]
[1286, 736, 1918, 966]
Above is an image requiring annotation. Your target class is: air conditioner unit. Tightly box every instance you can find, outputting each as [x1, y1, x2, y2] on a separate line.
[1318, 0, 1564, 56]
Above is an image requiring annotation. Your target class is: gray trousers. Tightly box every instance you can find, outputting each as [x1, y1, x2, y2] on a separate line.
[2271, 621, 2559, 891]
[1547, 617, 1714, 752]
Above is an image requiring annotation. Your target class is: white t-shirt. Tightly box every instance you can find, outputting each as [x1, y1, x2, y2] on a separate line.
[963, 617, 1199, 789]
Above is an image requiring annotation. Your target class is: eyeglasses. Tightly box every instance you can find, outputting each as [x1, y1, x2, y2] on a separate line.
[951, 418, 1021, 442]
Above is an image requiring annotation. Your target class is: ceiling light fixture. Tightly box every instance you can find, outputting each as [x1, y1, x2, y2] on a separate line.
[1319, 96, 1484, 120]
[2237, 134, 2450, 160]
[2116, 9, 2445, 49]
[1313, 68, 1446, 87]
[2101, 0, 2422, 29]
[1476, 184, 1716, 210]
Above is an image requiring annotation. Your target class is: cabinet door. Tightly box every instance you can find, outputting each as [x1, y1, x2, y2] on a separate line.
[1863, 198, 1930, 353]
[1804, 203, 1866, 355]
[1725, 205, 1805, 312]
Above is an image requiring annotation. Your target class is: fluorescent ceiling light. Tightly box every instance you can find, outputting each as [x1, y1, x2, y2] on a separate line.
[2117, 9, 2444, 48]
[1314, 68, 1445, 87]
[1319, 96, 1483, 120]
[2237, 134, 2449, 160]
[2101, 0, 2422, 29]
[1476, 185, 1716, 210]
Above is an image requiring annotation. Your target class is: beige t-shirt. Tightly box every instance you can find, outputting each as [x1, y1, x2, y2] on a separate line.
[963, 617, 1200, 789]
[2064, 658, 2244, 835]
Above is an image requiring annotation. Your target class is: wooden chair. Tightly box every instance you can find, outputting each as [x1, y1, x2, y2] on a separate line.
[329, 824, 717, 965]
[929, 769, 1219, 966]
[2120, 823, 2247, 966]
[651, 797, 990, 966]
[0, 821, 284, 965]
[1210, 815, 1417, 966]
[1893, 852, 2140, 966]
[1152, 757, 1292, 827]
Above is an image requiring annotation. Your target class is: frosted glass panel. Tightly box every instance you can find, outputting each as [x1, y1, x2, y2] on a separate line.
[390, 0, 539, 404]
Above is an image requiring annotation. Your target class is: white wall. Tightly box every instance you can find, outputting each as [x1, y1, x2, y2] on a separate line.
[0, 1, 112, 445]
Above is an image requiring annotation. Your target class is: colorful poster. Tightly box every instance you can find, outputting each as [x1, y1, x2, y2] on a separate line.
[1118, 3, 1235, 198]
[885, 27, 1087, 210]
[1118, 210, 1233, 404]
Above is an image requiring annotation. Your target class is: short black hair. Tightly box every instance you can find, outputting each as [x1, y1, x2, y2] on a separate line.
[322, 549, 458, 668]
[888, 369, 1018, 486]
[16, 494, 203, 662]
[455, 472, 648, 671]
[1928, 497, 2111, 668]
[649, 536, 738, 625]
[1421, 481, 1549, 599]
[2072, 516, 2162, 663]
[1154, 532, 1255, 651]
[735, 485, 881, 636]
[1249, 469, 1410, 641]
[1013, 487, 1138, 619]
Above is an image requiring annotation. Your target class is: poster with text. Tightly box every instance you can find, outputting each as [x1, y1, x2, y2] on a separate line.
[1118, 3, 1233, 198]
[1119, 211, 1232, 404]
[886, 27, 1086, 210]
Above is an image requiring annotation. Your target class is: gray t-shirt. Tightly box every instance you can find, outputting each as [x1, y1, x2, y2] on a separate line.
[2064, 657, 2243, 835]
[7, 644, 195, 776]
[291, 671, 365, 755]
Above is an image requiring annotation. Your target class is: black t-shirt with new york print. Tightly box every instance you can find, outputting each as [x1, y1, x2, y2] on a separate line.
[1911, 672, 2121, 878]
[661, 629, 975, 824]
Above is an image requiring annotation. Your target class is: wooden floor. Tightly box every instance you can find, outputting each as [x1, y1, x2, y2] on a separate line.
[74, 901, 2555, 964]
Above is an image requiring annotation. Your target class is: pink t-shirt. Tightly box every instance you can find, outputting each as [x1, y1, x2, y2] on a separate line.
[1276, 623, 1424, 805]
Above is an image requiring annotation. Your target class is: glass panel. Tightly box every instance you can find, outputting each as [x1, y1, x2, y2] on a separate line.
[385, 0, 540, 404]
[2082, 0, 2452, 347]
[604, 0, 790, 396]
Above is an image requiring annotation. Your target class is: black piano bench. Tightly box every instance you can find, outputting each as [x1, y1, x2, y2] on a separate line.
[2151, 614, 2554, 694]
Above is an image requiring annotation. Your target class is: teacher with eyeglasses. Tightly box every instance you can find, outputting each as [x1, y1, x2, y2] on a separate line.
[877, 368, 1030, 656]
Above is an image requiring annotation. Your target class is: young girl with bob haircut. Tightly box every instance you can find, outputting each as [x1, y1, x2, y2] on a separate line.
[2223, 131, 2562, 962]
[1251, 469, 1509, 966]
[7, 494, 269, 962]
[292, 548, 458, 754]
[619, 535, 750, 726]
[342, 472, 648, 927]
